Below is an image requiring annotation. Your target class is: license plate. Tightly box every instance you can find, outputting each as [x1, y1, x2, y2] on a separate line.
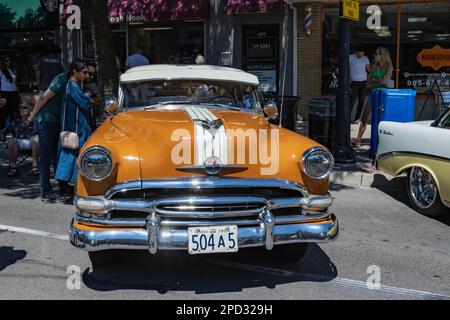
[188, 225, 238, 254]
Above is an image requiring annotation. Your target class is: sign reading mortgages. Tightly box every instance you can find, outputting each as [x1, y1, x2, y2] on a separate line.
[246, 36, 278, 92]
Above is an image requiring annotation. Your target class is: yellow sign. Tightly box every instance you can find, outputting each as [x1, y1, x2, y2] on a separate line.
[417, 45, 450, 71]
[342, 0, 359, 21]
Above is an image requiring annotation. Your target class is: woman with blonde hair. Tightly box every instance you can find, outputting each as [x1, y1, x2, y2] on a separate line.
[353, 47, 393, 146]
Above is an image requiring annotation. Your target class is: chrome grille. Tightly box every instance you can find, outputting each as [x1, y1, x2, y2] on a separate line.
[154, 197, 266, 218]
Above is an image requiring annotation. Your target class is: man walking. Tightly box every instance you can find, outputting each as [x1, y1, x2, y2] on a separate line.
[349, 47, 371, 123]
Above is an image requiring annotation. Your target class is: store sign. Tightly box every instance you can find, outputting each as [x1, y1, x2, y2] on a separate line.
[247, 37, 276, 60]
[403, 71, 450, 89]
[417, 45, 450, 71]
[247, 63, 277, 92]
[246, 36, 278, 93]
[341, 0, 359, 22]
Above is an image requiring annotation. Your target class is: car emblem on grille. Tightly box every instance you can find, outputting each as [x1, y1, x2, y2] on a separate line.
[204, 156, 222, 175]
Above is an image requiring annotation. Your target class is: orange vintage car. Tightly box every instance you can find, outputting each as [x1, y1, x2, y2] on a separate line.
[69, 65, 338, 266]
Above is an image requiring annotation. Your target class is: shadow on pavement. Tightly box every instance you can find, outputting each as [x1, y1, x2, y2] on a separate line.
[0, 152, 41, 199]
[0, 246, 27, 272]
[82, 244, 337, 294]
[374, 176, 450, 227]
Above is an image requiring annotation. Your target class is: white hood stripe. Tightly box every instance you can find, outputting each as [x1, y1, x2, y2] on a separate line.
[185, 106, 228, 165]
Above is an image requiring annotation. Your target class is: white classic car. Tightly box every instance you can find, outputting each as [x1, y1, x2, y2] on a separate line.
[376, 108, 450, 217]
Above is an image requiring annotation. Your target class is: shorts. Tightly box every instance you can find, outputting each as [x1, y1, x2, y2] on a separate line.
[17, 139, 32, 151]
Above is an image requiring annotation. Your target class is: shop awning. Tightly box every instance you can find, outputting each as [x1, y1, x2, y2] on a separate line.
[61, 0, 209, 23]
[226, 0, 284, 14]
[108, 0, 209, 22]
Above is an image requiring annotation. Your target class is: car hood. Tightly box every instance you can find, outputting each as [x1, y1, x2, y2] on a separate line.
[110, 108, 281, 179]
[78, 107, 329, 197]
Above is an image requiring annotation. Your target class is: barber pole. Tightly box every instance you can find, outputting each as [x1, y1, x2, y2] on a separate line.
[304, 7, 312, 36]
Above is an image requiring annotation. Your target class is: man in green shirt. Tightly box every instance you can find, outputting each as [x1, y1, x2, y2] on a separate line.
[29, 72, 69, 203]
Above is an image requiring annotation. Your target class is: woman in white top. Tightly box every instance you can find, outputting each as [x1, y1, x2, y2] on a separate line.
[0, 55, 21, 131]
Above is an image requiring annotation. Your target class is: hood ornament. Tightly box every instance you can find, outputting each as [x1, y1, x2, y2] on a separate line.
[195, 118, 223, 130]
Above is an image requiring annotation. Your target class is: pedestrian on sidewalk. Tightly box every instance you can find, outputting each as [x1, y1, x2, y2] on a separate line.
[28, 70, 69, 203]
[353, 47, 393, 147]
[0, 55, 21, 132]
[349, 47, 370, 123]
[55, 60, 93, 203]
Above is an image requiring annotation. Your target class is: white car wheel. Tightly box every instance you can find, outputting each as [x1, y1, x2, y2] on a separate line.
[407, 167, 446, 217]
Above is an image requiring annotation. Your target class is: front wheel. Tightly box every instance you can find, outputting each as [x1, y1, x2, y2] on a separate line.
[407, 167, 446, 217]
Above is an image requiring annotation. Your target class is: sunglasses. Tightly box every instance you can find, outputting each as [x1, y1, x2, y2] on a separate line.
[374, 52, 381, 55]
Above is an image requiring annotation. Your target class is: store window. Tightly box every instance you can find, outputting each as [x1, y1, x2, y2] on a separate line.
[242, 24, 279, 94]
[128, 21, 204, 65]
[322, 1, 450, 95]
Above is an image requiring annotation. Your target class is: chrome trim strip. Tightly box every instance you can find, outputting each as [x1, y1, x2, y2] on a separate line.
[75, 194, 332, 217]
[105, 178, 309, 199]
[69, 214, 338, 252]
[155, 208, 264, 218]
[105, 180, 142, 199]
[263, 210, 274, 250]
[75, 212, 331, 228]
[146, 211, 159, 254]
[377, 151, 450, 163]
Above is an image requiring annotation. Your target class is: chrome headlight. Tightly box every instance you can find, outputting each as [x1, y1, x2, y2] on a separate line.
[79, 147, 113, 181]
[301, 147, 334, 179]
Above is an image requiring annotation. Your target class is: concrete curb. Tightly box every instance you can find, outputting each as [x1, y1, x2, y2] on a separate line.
[330, 170, 406, 190]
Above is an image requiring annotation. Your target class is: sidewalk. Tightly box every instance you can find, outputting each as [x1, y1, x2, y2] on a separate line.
[296, 120, 404, 190]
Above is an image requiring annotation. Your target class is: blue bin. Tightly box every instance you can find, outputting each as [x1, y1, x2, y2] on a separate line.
[370, 89, 416, 158]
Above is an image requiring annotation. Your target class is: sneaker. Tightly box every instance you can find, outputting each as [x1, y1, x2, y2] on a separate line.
[41, 191, 65, 204]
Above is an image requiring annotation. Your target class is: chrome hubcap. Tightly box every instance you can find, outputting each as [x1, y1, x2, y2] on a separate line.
[409, 167, 437, 210]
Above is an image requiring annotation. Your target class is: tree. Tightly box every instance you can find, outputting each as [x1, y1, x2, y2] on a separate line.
[74, 0, 119, 98]
[0, 2, 16, 29]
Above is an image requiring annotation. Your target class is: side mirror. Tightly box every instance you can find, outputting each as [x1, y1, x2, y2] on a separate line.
[104, 97, 119, 115]
[263, 101, 278, 120]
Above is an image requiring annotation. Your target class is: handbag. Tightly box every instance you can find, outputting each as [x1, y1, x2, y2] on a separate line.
[60, 82, 79, 149]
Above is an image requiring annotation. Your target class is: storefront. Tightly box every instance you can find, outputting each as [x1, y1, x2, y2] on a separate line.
[290, 0, 450, 120]
[60, 0, 295, 96]
[0, 0, 59, 94]
[322, 1, 450, 96]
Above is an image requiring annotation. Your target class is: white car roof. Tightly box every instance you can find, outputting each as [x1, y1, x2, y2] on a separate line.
[120, 64, 260, 86]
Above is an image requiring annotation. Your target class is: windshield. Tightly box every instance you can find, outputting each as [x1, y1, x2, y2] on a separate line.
[121, 80, 260, 111]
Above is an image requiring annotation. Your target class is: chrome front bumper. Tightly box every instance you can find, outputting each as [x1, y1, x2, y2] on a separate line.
[69, 178, 339, 253]
[69, 213, 338, 253]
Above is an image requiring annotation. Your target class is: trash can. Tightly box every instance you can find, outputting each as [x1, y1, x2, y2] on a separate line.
[370, 89, 416, 158]
[308, 97, 336, 150]
[262, 93, 300, 131]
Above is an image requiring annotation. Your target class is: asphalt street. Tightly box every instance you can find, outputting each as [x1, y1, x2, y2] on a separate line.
[0, 158, 449, 300]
